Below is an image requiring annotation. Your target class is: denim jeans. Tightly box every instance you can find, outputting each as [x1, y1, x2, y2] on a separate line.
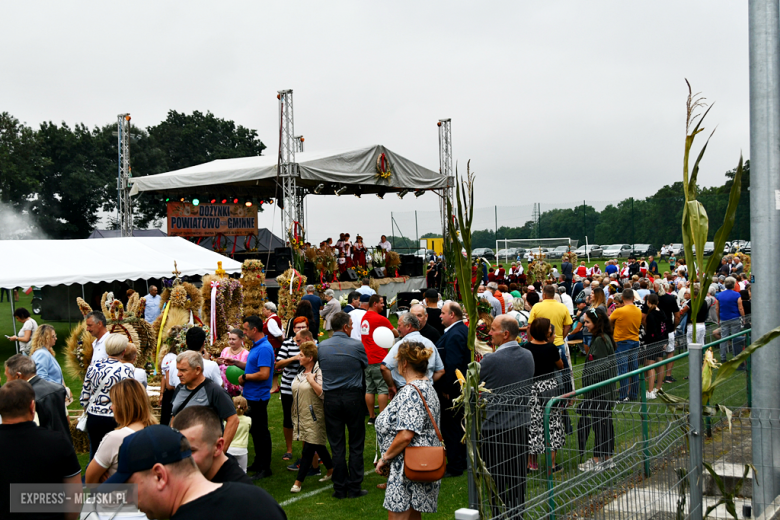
[719, 319, 744, 361]
[616, 340, 640, 400]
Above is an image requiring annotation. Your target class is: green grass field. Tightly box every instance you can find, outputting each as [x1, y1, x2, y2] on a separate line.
[0, 291, 748, 519]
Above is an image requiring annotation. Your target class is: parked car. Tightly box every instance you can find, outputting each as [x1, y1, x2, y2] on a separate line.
[496, 248, 519, 262]
[743, 241, 751, 254]
[668, 243, 684, 256]
[574, 244, 603, 258]
[603, 244, 632, 258]
[631, 244, 656, 257]
[471, 248, 496, 260]
[547, 245, 572, 259]
[703, 242, 715, 256]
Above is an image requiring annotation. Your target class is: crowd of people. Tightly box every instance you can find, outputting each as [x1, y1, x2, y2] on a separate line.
[0, 249, 753, 519]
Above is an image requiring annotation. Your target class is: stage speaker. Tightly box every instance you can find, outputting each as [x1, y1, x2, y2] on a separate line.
[399, 255, 424, 277]
[340, 269, 358, 282]
[304, 261, 316, 282]
[397, 291, 424, 309]
[274, 247, 293, 273]
[370, 267, 385, 279]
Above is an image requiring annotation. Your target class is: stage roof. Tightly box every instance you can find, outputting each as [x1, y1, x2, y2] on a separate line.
[0, 237, 242, 289]
[129, 145, 448, 197]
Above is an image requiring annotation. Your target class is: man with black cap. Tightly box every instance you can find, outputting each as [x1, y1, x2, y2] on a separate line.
[349, 294, 370, 341]
[424, 288, 444, 335]
[104, 425, 286, 520]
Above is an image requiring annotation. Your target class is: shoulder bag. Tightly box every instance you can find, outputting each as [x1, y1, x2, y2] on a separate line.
[404, 384, 447, 482]
[171, 380, 208, 417]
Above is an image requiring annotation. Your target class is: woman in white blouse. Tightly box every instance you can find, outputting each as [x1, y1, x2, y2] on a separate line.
[79, 333, 134, 458]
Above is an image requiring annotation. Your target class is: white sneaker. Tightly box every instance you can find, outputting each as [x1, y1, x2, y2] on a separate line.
[651, 389, 658, 399]
[646, 391, 656, 400]
[597, 459, 616, 470]
[578, 459, 598, 472]
[319, 473, 332, 482]
[290, 484, 302, 493]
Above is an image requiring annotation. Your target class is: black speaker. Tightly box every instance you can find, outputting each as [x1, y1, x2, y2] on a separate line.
[370, 267, 385, 279]
[397, 291, 424, 309]
[399, 255, 424, 277]
[340, 269, 358, 282]
[304, 261, 316, 282]
[274, 247, 293, 273]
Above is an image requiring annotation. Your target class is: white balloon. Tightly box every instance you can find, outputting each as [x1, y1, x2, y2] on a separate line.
[372, 326, 395, 349]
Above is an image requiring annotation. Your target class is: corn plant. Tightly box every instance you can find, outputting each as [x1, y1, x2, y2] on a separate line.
[681, 80, 744, 343]
[446, 163, 502, 518]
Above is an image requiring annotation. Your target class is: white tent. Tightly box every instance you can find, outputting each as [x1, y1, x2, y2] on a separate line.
[129, 145, 448, 196]
[0, 237, 242, 289]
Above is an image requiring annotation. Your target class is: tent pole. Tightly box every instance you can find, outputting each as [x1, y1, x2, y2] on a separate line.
[9, 290, 19, 354]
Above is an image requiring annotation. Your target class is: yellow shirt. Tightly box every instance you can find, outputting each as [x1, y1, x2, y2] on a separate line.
[610, 305, 641, 342]
[528, 299, 573, 346]
[227, 415, 252, 450]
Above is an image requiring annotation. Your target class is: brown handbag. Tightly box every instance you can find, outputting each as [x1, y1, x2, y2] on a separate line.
[403, 384, 447, 482]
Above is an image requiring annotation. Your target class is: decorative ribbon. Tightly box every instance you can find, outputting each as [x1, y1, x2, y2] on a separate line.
[290, 269, 302, 294]
[210, 280, 220, 345]
[154, 302, 172, 374]
[293, 221, 300, 240]
[231, 235, 238, 256]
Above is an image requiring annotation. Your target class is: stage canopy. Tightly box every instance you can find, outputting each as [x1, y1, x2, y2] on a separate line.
[0, 237, 242, 289]
[129, 145, 447, 198]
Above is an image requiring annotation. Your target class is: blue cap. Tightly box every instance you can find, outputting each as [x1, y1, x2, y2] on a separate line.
[359, 294, 371, 303]
[103, 425, 192, 485]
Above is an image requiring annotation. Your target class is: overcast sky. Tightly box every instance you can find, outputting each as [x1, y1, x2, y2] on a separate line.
[2, 1, 749, 246]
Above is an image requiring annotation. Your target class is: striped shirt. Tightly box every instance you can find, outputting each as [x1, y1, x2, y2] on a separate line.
[276, 338, 301, 395]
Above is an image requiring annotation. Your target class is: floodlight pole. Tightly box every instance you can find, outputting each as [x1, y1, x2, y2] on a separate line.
[278, 90, 303, 240]
[749, 0, 780, 516]
[438, 119, 454, 242]
[117, 113, 133, 237]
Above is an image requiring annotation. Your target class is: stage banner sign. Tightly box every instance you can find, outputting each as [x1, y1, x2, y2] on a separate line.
[167, 202, 258, 237]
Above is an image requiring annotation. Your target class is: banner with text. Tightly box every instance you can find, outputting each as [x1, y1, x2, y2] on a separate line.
[167, 202, 258, 237]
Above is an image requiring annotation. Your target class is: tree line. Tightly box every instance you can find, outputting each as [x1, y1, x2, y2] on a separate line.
[0, 111, 266, 238]
[418, 162, 750, 250]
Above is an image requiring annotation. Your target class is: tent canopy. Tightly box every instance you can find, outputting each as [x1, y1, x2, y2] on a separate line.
[88, 229, 167, 239]
[129, 145, 448, 198]
[0, 237, 242, 289]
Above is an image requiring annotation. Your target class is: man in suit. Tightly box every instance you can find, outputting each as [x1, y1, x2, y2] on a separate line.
[4, 354, 71, 443]
[480, 315, 535, 517]
[434, 301, 470, 477]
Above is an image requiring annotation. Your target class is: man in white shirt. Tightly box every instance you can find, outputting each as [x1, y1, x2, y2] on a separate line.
[378, 235, 392, 252]
[355, 278, 376, 297]
[380, 313, 444, 394]
[349, 295, 369, 341]
[144, 285, 162, 323]
[85, 311, 110, 365]
[558, 286, 574, 315]
[525, 249, 534, 263]
[185, 327, 223, 388]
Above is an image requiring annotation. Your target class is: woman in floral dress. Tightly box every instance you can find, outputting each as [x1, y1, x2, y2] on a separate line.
[374, 341, 442, 519]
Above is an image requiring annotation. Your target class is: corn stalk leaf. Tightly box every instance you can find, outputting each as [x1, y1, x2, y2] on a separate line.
[704, 325, 780, 403]
[703, 155, 744, 277]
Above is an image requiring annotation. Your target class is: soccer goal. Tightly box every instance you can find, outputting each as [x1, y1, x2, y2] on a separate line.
[495, 238, 579, 263]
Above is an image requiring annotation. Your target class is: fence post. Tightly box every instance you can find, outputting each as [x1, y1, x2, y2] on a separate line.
[745, 330, 752, 408]
[544, 398, 557, 520]
[688, 343, 704, 520]
[639, 375, 651, 477]
[467, 393, 478, 509]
